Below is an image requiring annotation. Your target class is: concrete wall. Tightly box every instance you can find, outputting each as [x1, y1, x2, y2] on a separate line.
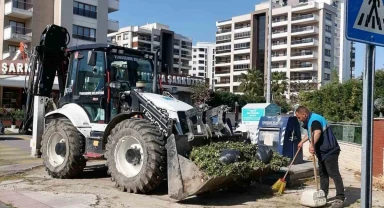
[302, 140, 362, 172]
[32, 0, 54, 48]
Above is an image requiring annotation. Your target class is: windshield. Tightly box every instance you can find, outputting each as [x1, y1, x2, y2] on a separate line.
[109, 55, 154, 92]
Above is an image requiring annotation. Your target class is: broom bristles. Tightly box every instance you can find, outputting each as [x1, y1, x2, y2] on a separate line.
[277, 181, 286, 194]
[271, 178, 286, 192]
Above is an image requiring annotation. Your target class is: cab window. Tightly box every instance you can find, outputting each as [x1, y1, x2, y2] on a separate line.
[75, 50, 106, 94]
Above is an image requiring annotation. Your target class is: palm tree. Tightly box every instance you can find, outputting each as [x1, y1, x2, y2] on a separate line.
[239, 68, 264, 96]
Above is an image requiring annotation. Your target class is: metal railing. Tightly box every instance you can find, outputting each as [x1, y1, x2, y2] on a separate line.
[272, 41, 287, 46]
[291, 63, 313, 68]
[292, 26, 315, 33]
[217, 29, 232, 34]
[272, 29, 287, 34]
[5, 25, 32, 35]
[291, 51, 313, 56]
[218, 19, 232, 23]
[6, 0, 33, 10]
[328, 122, 362, 145]
[291, 38, 314, 45]
[292, 14, 314, 21]
[215, 70, 231, 74]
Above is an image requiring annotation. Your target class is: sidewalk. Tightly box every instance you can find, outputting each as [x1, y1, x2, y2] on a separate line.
[0, 134, 42, 176]
[0, 190, 97, 208]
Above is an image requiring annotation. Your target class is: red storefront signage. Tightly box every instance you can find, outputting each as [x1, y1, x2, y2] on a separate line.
[0, 60, 30, 75]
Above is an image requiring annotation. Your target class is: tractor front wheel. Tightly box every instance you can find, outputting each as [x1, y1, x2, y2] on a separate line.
[105, 119, 166, 193]
[41, 118, 86, 178]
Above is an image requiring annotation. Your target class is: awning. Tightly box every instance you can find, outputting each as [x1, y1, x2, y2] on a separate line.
[0, 75, 59, 89]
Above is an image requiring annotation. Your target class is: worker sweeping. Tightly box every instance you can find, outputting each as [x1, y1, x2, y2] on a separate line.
[295, 106, 345, 208]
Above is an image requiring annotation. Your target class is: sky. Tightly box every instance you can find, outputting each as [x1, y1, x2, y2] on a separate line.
[109, 0, 384, 77]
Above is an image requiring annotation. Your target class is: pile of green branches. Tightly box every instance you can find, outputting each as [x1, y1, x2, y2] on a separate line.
[189, 141, 290, 178]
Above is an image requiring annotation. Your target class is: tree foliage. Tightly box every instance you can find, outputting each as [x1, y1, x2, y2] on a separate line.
[208, 91, 265, 110]
[239, 68, 291, 113]
[299, 69, 384, 123]
[191, 82, 211, 107]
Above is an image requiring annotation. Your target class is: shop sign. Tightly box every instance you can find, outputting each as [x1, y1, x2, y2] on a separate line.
[0, 60, 30, 75]
[137, 72, 206, 87]
[158, 73, 205, 87]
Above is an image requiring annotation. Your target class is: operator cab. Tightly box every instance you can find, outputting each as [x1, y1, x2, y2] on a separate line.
[60, 44, 156, 124]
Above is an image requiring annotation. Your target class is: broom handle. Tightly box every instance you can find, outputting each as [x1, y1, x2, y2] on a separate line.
[283, 146, 302, 179]
[311, 127, 319, 191]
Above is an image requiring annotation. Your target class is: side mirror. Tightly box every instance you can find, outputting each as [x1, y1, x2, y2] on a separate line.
[87, 51, 97, 66]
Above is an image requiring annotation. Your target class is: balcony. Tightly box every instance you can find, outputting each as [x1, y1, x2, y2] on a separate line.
[271, 29, 288, 39]
[290, 63, 316, 72]
[291, 38, 318, 48]
[2, 51, 16, 60]
[271, 65, 287, 72]
[4, 0, 33, 19]
[291, 51, 317, 60]
[108, 19, 119, 33]
[216, 60, 231, 67]
[272, 41, 288, 50]
[292, 0, 318, 12]
[217, 19, 232, 26]
[272, 17, 288, 27]
[4, 26, 32, 43]
[108, 0, 119, 13]
[291, 26, 318, 36]
[181, 54, 192, 59]
[234, 59, 250, 65]
[216, 29, 232, 35]
[215, 69, 231, 75]
[272, 54, 287, 62]
[291, 14, 318, 24]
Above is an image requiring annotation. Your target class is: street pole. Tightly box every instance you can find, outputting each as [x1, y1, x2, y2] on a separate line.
[361, 44, 375, 208]
[266, 0, 272, 103]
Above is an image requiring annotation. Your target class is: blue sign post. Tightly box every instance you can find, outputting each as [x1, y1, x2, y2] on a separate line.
[346, 1, 379, 207]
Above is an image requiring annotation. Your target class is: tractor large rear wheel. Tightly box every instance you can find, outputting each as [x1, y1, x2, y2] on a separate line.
[41, 118, 86, 178]
[105, 119, 166, 193]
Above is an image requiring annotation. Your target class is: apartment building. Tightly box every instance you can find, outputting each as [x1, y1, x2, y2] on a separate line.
[0, 0, 119, 110]
[215, 0, 339, 97]
[0, 0, 119, 60]
[190, 42, 215, 88]
[284, 0, 356, 81]
[107, 23, 193, 75]
[54, 0, 120, 47]
[215, 8, 268, 94]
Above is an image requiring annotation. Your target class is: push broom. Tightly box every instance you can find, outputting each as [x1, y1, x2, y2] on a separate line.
[272, 146, 302, 194]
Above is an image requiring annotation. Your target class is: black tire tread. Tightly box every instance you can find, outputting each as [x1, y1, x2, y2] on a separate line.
[41, 118, 86, 178]
[105, 118, 166, 194]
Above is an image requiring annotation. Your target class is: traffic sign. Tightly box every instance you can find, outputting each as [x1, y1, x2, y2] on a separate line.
[346, 0, 384, 46]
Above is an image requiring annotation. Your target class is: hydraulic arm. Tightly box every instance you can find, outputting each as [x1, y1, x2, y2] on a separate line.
[19, 24, 71, 134]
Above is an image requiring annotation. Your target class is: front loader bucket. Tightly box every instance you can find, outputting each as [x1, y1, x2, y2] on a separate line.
[166, 134, 272, 200]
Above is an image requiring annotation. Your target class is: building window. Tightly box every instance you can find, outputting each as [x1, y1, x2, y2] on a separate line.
[326, 12, 332, 21]
[193, 55, 196, 58]
[325, 37, 332, 44]
[325, 25, 332, 32]
[325, 49, 331, 57]
[198, 73, 205, 76]
[324, 61, 331, 69]
[199, 54, 204, 58]
[117, 36, 121, 41]
[72, 25, 96, 42]
[123, 44, 128, 47]
[123, 33, 128, 40]
[324, 73, 331, 80]
[199, 60, 204, 64]
[9, 20, 27, 34]
[73, 1, 97, 19]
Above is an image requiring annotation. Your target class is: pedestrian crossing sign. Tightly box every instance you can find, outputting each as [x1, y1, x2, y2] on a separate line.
[347, 0, 384, 46]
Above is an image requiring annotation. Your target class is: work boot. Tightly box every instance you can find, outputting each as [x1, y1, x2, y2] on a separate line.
[330, 199, 344, 208]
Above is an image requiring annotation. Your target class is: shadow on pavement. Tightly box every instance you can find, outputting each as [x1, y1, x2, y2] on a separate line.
[80, 163, 110, 179]
[177, 182, 276, 206]
[0, 136, 25, 141]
